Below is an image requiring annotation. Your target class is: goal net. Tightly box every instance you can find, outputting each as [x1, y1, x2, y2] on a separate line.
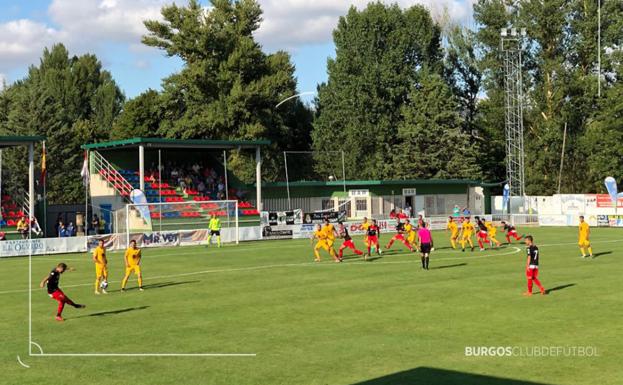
[116, 200, 239, 248]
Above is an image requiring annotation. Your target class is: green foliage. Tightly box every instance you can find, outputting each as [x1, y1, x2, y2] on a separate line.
[142, 0, 312, 183]
[0, 44, 123, 203]
[111, 89, 162, 139]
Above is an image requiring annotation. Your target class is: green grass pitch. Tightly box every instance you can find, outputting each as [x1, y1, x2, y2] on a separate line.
[1, 227, 621, 385]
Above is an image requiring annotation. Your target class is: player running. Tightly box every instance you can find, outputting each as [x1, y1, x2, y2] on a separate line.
[93, 239, 108, 294]
[578, 215, 593, 258]
[501, 221, 523, 244]
[360, 217, 376, 254]
[121, 240, 144, 292]
[485, 219, 502, 248]
[337, 221, 363, 259]
[39, 263, 85, 321]
[417, 222, 434, 270]
[460, 217, 475, 252]
[385, 218, 414, 252]
[447, 216, 459, 249]
[474, 216, 491, 251]
[311, 224, 340, 262]
[523, 235, 545, 296]
[208, 214, 222, 247]
[404, 219, 419, 251]
[365, 219, 382, 260]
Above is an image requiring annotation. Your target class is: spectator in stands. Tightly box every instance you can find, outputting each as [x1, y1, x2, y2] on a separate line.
[397, 209, 408, 220]
[55, 215, 63, 236]
[171, 167, 179, 181]
[30, 216, 43, 236]
[0, 231, 6, 241]
[197, 181, 206, 196]
[389, 209, 397, 219]
[192, 163, 201, 174]
[16, 216, 28, 239]
[453, 204, 461, 217]
[462, 207, 471, 216]
[66, 222, 75, 236]
[58, 221, 66, 237]
[99, 217, 107, 234]
[404, 204, 412, 218]
[92, 214, 100, 235]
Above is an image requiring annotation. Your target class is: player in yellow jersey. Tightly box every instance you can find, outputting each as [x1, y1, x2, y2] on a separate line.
[446, 216, 459, 249]
[485, 219, 501, 248]
[121, 240, 144, 291]
[578, 216, 593, 258]
[404, 219, 418, 250]
[360, 217, 375, 253]
[459, 217, 475, 252]
[311, 223, 340, 262]
[92, 239, 108, 294]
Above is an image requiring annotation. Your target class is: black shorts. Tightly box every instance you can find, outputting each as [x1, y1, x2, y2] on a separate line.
[210, 230, 220, 236]
[420, 243, 432, 254]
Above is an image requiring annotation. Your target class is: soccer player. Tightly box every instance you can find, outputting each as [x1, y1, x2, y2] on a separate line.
[385, 218, 413, 252]
[501, 221, 523, 244]
[446, 216, 459, 249]
[121, 240, 144, 292]
[39, 263, 85, 321]
[474, 216, 491, 251]
[337, 221, 363, 258]
[523, 235, 545, 296]
[460, 217, 475, 252]
[417, 222, 434, 270]
[311, 224, 340, 262]
[404, 219, 418, 251]
[92, 239, 108, 294]
[485, 219, 502, 248]
[360, 217, 375, 254]
[208, 214, 222, 247]
[578, 215, 593, 258]
[365, 219, 382, 260]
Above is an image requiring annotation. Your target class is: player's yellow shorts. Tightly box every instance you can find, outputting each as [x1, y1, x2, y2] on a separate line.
[95, 263, 108, 278]
[451, 231, 459, 239]
[315, 241, 329, 251]
[407, 233, 416, 243]
[578, 238, 590, 247]
[125, 265, 141, 275]
[326, 239, 335, 248]
[462, 233, 473, 240]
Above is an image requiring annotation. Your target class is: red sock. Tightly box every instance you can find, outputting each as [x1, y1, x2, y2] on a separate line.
[478, 239, 483, 249]
[506, 235, 511, 243]
[527, 279, 533, 293]
[533, 278, 544, 291]
[515, 234, 522, 240]
[387, 239, 394, 248]
[354, 249, 363, 255]
[56, 300, 65, 316]
[402, 240, 412, 250]
[338, 248, 344, 258]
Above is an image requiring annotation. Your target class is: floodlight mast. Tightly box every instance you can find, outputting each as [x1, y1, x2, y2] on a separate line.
[501, 27, 527, 206]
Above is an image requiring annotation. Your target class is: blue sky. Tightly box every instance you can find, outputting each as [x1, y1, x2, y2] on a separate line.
[0, 0, 476, 104]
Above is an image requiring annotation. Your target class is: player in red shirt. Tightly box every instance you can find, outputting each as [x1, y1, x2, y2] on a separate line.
[365, 219, 382, 260]
[475, 216, 491, 251]
[501, 221, 523, 244]
[337, 221, 363, 259]
[523, 236, 546, 296]
[385, 218, 413, 251]
[39, 263, 85, 321]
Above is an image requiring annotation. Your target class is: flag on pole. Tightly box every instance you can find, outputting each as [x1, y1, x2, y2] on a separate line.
[80, 151, 89, 187]
[40, 142, 47, 184]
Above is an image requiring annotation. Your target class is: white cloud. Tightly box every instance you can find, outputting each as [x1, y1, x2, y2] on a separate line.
[255, 0, 476, 49]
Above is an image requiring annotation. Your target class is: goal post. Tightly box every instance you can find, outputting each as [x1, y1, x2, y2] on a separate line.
[118, 200, 240, 248]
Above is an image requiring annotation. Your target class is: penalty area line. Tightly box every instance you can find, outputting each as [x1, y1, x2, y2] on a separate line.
[30, 353, 256, 357]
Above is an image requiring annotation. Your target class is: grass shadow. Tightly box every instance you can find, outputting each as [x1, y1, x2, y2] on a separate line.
[591, 251, 612, 259]
[136, 280, 200, 290]
[73, 306, 150, 319]
[545, 283, 576, 294]
[430, 263, 468, 270]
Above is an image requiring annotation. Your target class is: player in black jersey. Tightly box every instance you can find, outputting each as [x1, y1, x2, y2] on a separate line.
[474, 216, 491, 251]
[39, 263, 85, 321]
[337, 221, 363, 259]
[385, 218, 414, 252]
[501, 221, 523, 244]
[523, 236, 545, 296]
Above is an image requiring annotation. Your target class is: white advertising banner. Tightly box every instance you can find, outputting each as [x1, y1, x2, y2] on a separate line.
[0, 236, 88, 257]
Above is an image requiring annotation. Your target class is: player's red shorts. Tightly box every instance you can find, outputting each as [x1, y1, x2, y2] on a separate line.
[368, 235, 379, 245]
[526, 267, 539, 279]
[508, 230, 518, 237]
[393, 234, 405, 241]
[477, 231, 488, 239]
[49, 289, 66, 301]
[342, 240, 356, 248]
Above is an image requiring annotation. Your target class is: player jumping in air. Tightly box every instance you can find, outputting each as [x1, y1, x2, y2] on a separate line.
[365, 219, 382, 260]
[501, 221, 523, 244]
[121, 240, 144, 292]
[386, 218, 414, 252]
[485, 218, 502, 248]
[40, 263, 85, 321]
[460, 217, 475, 252]
[523, 235, 545, 296]
[312, 223, 340, 262]
[337, 221, 363, 259]
[578, 215, 593, 258]
[93, 239, 108, 294]
[447, 216, 459, 249]
[475, 216, 491, 251]
[417, 222, 434, 270]
[208, 214, 222, 247]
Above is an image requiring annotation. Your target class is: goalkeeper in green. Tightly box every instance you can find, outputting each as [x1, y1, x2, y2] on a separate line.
[208, 214, 222, 247]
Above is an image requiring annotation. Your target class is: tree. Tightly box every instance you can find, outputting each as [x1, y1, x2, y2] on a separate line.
[312, 2, 442, 180]
[142, 0, 312, 182]
[111, 89, 162, 139]
[394, 70, 481, 179]
[1, 44, 123, 203]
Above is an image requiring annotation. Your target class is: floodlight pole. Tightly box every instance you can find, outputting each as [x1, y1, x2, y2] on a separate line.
[283, 151, 291, 210]
[223, 150, 229, 200]
[598, 0, 601, 98]
[158, 149, 162, 233]
[341, 150, 346, 193]
[28, 143, 34, 240]
[138, 144, 145, 192]
[255, 146, 263, 212]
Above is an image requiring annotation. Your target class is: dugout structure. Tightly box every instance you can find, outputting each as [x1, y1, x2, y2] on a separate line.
[0, 136, 45, 239]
